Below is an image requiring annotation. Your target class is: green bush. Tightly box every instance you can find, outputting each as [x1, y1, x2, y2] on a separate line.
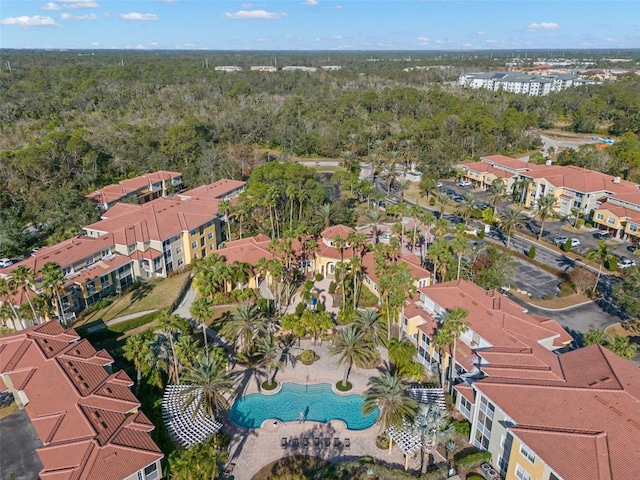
[328, 281, 337, 294]
[299, 349, 316, 365]
[452, 419, 470, 437]
[295, 302, 306, 316]
[478, 228, 486, 240]
[336, 381, 352, 391]
[577, 218, 585, 228]
[562, 239, 572, 252]
[429, 197, 436, 206]
[455, 451, 492, 469]
[558, 281, 575, 296]
[315, 273, 324, 282]
[527, 246, 536, 259]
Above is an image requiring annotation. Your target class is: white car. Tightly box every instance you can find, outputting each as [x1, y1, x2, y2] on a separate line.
[0, 258, 13, 269]
[618, 257, 636, 269]
[553, 237, 580, 248]
[459, 180, 472, 187]
[436, 181, 443, 188]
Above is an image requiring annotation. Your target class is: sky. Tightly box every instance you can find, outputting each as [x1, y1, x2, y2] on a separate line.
[1, 0, 639, 51]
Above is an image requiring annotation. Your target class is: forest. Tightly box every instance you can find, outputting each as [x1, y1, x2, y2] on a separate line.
[1, 49, 639, 255]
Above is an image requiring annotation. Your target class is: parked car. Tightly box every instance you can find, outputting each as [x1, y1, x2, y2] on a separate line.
[0, 258, 13, 268]
[459, 180, 472, 187]
[436, 181, 443, 188]
[618, 257, 636, 269]
[593, 231, 611, 240]
[552, 236, 568, 245]
[569, 238, 581, 247]
[627, 245, 638, 253]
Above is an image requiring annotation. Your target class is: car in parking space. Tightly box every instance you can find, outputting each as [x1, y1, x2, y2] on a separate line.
[436, 181, 443, 188]
[628, 245, 638, 253]
[552, 236, 580, 248]
[451, 193, 463, 201]
[459, 180, 472, 187]
[0, 258, 13, 269]
[593, 231, 611, 240]
[618, 257, 636, 269]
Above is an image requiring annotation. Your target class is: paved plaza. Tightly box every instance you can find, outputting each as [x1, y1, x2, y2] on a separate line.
[222, 339, 440, 480]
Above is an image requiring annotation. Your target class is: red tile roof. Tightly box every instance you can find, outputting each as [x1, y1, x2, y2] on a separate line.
[522, 165, 640, 195]
[473, 345, 640, 480]
[0, 323, 162, 480]
[480, 155, 544, 171]
[178, 179, 245, 200]
[595, 201, 640, 224]
[87, 171, 182, 205]
[321, 224, 355, 240]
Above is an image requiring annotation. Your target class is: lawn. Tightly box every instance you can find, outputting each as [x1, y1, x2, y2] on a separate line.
[0, 401, 18, 420]
[75, 272, 191, 326]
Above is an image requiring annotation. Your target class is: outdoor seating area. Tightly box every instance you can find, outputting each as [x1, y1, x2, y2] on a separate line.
[386, 425, 422, 457]
[162, 384, 223, 448]
[280, 435, 351, 451]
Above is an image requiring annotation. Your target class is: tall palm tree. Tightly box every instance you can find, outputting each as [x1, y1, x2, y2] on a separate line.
[190, 296, 214, 354]
[362, 371, 418, 452]
[349, 256, 365, 310]
[408, 403, 454, 472]
[434, 191, 452, 217]
[420, 177, 438, 203]
[11, 266, 38, 323]
[586, 240, 616, 294]
[218, 199, 233, 241]
[607, 335, 638, 359]
[486, 179, 506, 221]
[157, 311, 191, 384]
[256, 335, 284, 384]
[499, 207, 526, 248]
[456, 192, 476, 225]
[340, 150, 359, 174]
[387, 338, 416, 374]
[221, 303, 266, 355]
[535, 194, 557, 240]
[366, 209, 385, 244]
[329, 325, 375, 387]
[0, 278, 22, 330]
[452, 232, 469, 281]
[40, 262, 66, 323]
[428, 237, 453, 283]
[355, 309, 385, 348]
[433, 307, 470, 389]
[123, 333, 152, 393]
[180, 352, 235, 421]
[314, 203, 340, 229]
[395, 179, 409, 203]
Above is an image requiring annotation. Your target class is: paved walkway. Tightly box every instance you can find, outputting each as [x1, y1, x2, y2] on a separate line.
[224, 339, 442, 480]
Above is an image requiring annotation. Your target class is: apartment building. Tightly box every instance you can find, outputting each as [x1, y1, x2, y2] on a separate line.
[592, 191, 640, 242]
[402, 280, 571, 387]
[458, 72, 579, 96]
[0, 322, 163, 480]
[86, 171, 183, 211]
[461, 155, 544, 192]
[0, 179, 245, 325]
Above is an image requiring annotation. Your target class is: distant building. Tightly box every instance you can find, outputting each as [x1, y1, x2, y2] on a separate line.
[282, 66, 317, 72]
[0, 322, 163, 480]
[458, 72, 581, 96]
[250, 66, 277, 72]
[320, 65, 342, 71]
[214, 66, 242, 72]
[86, 171, 183, 211]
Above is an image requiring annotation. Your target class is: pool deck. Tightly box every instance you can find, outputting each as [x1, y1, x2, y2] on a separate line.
[223, 339, 438, 480]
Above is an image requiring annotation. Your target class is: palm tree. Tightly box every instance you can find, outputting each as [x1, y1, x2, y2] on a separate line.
[452, 232, 469, 281]
[190, 297, 214, 354]
[123, 333, 152, 393]
[329, 325, 375, 388]
[0, 278, 22, 330]
[408, 403, 454, 472]
[456, 193, 476, 225]
[349, 256, 365, 309]
[169, 437, 228, 480]
[157, 311, 190, 384]
[340, 150, 359, 174]
[362, 371, 418, 452]
[499, 207, 527, 248]
[218, 199, 233, 241]
[180, 352, 235, 421]
[11, 266, 38, 323]
[428, 237, 453, 283]
[257, 335, 284, 384]
[395, 179, 409, 203]
[582, 327, 608, 346]
[387, 338, 416, 374]
[366, 209, 385, 244]
[586, 240, 615, 294]
[314, 203, 340, 229]
[434, 191, 452, 217]
[221, 303, 266, 355]
[486, 179, 506, 221]
[606, 335, 638, 359]
[535, 194, 557, 240]
[355, 309, 385, 348]
[40, 262, 66, 323]
[420, 177, 438, 203]
[433, 307, 470, 389]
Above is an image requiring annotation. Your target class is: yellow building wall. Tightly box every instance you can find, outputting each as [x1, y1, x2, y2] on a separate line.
[624, 224, 640, 240]
[506, 437, 547, 480]
[183, 222, 219, 264]
[593, 209, 623, 229]
[405, 316, 422, 336]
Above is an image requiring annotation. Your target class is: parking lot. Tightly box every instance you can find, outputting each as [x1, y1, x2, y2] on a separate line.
[510, 258, 560, 299]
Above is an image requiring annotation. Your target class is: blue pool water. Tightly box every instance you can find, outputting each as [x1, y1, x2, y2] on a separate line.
[229, 382, 378, 430]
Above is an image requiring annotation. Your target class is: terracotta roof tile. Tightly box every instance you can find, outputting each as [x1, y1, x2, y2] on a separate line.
[178, 179, 246, 200]
[321, 224, 355, 240]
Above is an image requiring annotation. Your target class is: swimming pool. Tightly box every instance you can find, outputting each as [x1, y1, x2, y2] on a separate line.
[229, 382, 378, 430]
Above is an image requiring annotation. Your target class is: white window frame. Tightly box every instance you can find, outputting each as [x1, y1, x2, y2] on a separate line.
[191, 241, 197, 249]
[520, 444, 536, 463]
[176, 246, 183, 254]
[515, 464, 532, 480]
[208, 232, 214, 240]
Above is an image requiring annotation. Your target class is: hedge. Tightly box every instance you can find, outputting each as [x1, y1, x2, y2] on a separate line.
[455, 450, 492, 469]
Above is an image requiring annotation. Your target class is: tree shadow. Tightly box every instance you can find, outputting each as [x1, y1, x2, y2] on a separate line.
[130, 283, 153, 304]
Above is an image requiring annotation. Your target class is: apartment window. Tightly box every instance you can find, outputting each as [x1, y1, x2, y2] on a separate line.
[630, 224, 638, 232]
[144, 463, 159, 480]
[128, 244, 136, 254]
[191, 241, 197, 249]
[210, 244, 215, 250]
[596, 213, 604, 220]
[200, 237, 205, 247]
[176, 246, 183, 254]
[365, 277, 371, 285]
[474, 396, 495, 450]
[190, 229, 196, 236]
[497, 456, 509, 475]
[208, 232, 214, 240]
[177, 258, 184, 267]
[100, 275, 110, 288]
[373, 284, 378, 292]
[194, 253, 198, 260]
[515, 464, 532, 480]
[607, 217, 616, 225]
[520, 444, 536, 463]
[460, 397, 472, 419]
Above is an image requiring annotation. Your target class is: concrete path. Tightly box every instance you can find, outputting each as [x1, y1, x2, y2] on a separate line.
[224, 339, 445, 480]
[104, 309, 157, 327]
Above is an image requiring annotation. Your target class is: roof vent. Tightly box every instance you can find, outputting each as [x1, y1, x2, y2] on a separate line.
[613, 176, 621, 184]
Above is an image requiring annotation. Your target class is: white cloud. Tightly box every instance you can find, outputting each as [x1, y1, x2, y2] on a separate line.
[418, 36, 429, 42]
[120, 12, 159, 21]
[135, 45, 146, 50]
[303, 0, 318, 5]
[91, 41, 99, 46]
[435, 39, 445, 44]
[42, 3, 61, 10]
[330, 34, 343, 40]
[1, 15, 58, 27]
[485, 39, 500, 44]
[223, 10, 287, 20]
[58, 0, 98, 9]
[476, 31, 484, 35]
[335, 4, 343, 9]
[61, 12, 97, 20]
[528, 22, 559, 31]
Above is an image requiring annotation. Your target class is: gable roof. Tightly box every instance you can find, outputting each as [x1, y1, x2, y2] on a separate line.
[0, 323, 162, 480]
[321, 224, 355, 240]
[522, 165, 640, 195]
[87, 171, 182, 206]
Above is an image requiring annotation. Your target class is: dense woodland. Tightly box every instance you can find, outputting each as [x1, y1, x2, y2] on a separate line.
[1, 50, 640, 255]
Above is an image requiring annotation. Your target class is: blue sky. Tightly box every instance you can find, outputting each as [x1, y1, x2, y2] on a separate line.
[1, 1, 639, 50]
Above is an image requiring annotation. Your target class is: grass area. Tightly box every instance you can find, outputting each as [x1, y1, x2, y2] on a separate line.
[75, 272, 191, 327]
[306, 164, 346, 173]
[0, 401, 18, 420]
[509, 291, 591, 309]
[252, 455, 331, 480]
[605, 320, 640, 338]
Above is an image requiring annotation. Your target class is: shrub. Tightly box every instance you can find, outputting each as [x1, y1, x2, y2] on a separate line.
[328, 281, 337, 295]
[527, 246, 536, 259]
[478, 228, 486, 240]
[299, 349, 316, 365]
[212, 431, 230, 448]
[558, 281, 575, 296]
[295, 302, 306, 316]
[316, 301, 326, 312]
[315, 273, 324, 282]
[577, 218, 585, 228]
[455, 451, 492, 469]
[429, 197, 436, 206]
[562, 239, 572, 252]
[451, 419, 470, 437]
